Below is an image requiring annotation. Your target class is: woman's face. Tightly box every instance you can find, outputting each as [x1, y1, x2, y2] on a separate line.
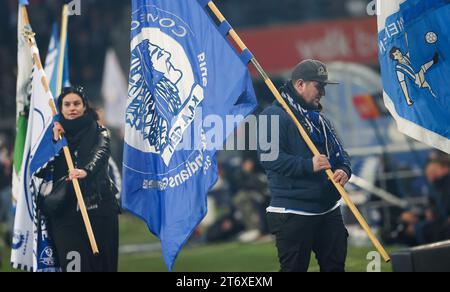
[61, 93, 86, 120]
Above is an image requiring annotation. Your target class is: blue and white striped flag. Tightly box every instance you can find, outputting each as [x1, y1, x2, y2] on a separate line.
[44, 22, 71, 99]
[377, 0, 450, 153]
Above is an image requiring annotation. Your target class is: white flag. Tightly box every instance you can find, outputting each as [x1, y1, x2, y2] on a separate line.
[11, 62, 64, 272]
[101, 49, 128, 129]
[12, 2, 33, 202]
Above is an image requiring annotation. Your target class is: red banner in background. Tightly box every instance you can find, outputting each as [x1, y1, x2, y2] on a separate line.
[239, 17, 378, 75]
[353, 95, 381, 120]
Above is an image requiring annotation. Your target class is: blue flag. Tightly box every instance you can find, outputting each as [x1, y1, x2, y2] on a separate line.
[123, 0, 257, 270]
[378, 0, 450, 153]
[44, 22, 71, 99]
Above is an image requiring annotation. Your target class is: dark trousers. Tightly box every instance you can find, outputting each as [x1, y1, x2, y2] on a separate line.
[50, 213, 119, 272]
[267, 208, 348, 272]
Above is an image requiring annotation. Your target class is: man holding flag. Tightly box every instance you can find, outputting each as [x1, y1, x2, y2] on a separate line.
[378, 0, 450, 153]
[122, 0, 258, 271]
[258, 60, 352, 272]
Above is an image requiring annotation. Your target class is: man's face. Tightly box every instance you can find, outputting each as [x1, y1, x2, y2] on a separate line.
[293, 79, 326, 108]
[392, 50, 403, 61]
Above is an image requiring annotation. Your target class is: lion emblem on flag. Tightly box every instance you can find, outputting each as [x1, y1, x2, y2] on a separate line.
[125, 28, 205, 166]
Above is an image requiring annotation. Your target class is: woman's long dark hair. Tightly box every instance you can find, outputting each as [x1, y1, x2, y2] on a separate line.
[57, 86, 99, 121]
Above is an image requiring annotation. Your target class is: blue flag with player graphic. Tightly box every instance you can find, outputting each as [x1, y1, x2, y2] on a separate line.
[378, 0, 450, 153]
[123, 0, 257, 271]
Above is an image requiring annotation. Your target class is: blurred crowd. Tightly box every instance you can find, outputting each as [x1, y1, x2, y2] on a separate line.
[394, 151, 450, 246]
[201, 153, 270, 243]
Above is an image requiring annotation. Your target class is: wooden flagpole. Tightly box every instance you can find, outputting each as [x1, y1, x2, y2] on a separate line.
[56, 5, 69, 97]
[21, 5, 99, 255]
[206, 1, 390, 262]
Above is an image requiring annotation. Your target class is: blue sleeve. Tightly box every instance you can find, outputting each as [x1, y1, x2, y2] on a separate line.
[258, 107, 314, 179]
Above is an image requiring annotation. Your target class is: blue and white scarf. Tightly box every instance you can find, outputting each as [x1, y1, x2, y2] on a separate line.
[280, 83, 346, 169]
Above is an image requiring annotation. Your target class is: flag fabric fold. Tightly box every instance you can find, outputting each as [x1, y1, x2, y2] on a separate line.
[11, 63, 66, 272]
[123, 0, 258, 271]
[377, 0, 450, 153]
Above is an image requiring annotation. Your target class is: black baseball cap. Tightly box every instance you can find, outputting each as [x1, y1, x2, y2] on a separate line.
[291, 59, 339, 84]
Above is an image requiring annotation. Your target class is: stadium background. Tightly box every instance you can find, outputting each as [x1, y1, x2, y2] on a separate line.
[0, 0, 439, 272]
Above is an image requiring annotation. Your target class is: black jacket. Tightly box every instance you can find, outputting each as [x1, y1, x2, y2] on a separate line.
[39, 126, 119, 217]
[80, 126, 119, 209]
[258, 101, 352, 213]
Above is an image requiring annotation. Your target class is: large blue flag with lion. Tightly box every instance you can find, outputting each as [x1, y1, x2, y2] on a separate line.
[122, 0, 257, 271]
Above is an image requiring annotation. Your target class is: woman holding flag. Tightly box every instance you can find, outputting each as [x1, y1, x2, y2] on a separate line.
[39, 86, 120, 272]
